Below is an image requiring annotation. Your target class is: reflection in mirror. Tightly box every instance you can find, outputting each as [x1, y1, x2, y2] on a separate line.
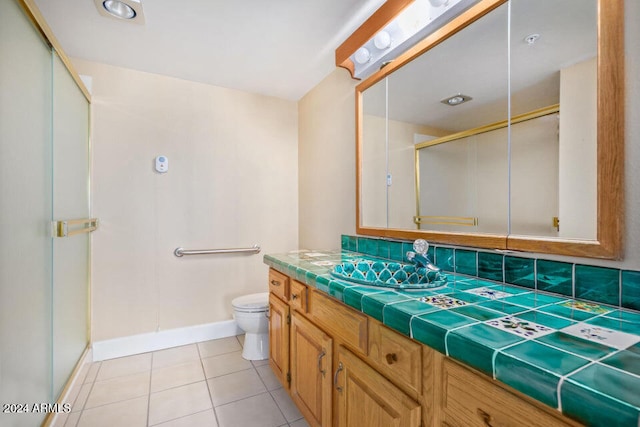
[361, 78, 388, 228]
[355, 0, 622, 259]
[360, 2, 510, 233]
[510, 0, 597, 240]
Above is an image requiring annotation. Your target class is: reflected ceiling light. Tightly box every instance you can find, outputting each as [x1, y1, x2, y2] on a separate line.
[441, 94, 472, 106]
[94, 0, 145, 24]
[347, 0, 480, 79]
[524, 33, 541, 45]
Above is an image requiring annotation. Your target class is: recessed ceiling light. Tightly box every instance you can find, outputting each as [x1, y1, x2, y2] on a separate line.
[103, 0, 136, 19]
[441, 94, 472, 106]
[94, 0, 145, 24]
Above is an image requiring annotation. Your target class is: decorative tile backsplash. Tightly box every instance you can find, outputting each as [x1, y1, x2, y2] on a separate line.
[341, 235, 640, 312]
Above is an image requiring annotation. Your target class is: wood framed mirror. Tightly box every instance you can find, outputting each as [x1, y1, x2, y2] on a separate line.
[351, 0, 623, 259]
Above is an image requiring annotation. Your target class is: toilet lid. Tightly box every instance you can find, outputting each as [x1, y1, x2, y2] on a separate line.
[232, 292, 269, 312]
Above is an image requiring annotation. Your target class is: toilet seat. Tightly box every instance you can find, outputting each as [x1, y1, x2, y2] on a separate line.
[232, 292, 269, 313]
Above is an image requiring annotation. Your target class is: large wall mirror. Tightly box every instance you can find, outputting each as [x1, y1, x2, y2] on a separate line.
[355, 0, 623, 259]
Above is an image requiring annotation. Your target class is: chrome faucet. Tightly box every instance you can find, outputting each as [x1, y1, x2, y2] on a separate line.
[406, 239, 440, 271]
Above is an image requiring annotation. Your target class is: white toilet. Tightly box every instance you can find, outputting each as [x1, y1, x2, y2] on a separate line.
[231, 292, 270, 360]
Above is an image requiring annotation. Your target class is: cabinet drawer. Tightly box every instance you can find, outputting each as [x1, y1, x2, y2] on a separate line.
[368, 320, 422, 398]
[290, 280, 308, 312]
[441, 359, 578, 427]
[269, 269, 289, 301]
[307, 289, 368, 354]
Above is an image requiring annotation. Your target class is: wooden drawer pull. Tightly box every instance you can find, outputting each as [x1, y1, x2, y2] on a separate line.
[292, 293, 298, 300]
[477, 408, 494, 427]
[270, 280, 281, 286]
[385, 353, 398, 364]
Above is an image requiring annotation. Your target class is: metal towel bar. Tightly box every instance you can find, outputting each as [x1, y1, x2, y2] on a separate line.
[53, 218, 99, 237]
[174, 244, 261, 257]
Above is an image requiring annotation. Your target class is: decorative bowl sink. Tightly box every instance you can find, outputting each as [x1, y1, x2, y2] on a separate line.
[331, 259, 448, 290]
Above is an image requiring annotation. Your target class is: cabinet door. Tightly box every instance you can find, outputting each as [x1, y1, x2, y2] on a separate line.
[335, 346, 421, 427]
[269, 293, 290, 389]
[290, 312, 332, 427]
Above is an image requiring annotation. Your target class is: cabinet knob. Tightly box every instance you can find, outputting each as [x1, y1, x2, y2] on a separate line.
[270, 280, 281, 286]
[476, 408, 494, 427]
[291, 293, 298, 300]
[385, 353, 398, 364]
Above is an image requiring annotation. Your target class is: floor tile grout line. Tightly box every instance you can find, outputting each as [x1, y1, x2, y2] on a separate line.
[147, 408, 214, 427]
[146, 352, 153, 427]
[197, 338, 222, 427]
[73, 360, 103, 422]
[267, 389, 294, 425]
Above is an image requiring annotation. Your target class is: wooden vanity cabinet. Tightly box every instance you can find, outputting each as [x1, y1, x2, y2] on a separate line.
[267, 269, 580, 427]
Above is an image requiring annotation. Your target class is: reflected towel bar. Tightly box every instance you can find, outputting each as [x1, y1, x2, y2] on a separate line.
[54, 218, 99, 237]
[413, 216, 478, 226]
[174, 244, 261, 257]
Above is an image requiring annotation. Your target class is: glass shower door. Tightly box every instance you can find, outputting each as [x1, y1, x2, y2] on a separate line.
[52, 51, 91, 400]
[1, 1, 91, 425]
[0, 1, 54, 426]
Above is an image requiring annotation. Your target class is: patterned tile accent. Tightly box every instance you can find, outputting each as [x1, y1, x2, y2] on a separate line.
[559, 300, 611, 314]
[561, 322, 640, 350]
[486, 316, 554, 338]
[419, 295, 467, 309]
[464, 286, 512, 300]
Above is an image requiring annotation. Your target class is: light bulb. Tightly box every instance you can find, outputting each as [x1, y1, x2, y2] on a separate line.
[374, 31, 391, 50]
[354, 47, 371, 65]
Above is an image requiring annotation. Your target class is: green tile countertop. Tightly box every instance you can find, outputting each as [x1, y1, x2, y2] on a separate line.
[264, 250, 640, 427]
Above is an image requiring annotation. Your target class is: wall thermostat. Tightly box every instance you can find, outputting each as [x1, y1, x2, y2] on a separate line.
[155, 155, 168, 173]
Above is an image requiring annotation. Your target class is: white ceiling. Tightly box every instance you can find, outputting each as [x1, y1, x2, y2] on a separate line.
[34, 0, 386, 100]
[364, 0, 597, 131]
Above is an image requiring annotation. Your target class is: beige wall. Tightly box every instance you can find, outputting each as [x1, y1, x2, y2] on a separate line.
[558, 57, 597, 240]
[75, 59, 298, 342]
[298, 0, 640, 270]
[298, 68, 358, 250]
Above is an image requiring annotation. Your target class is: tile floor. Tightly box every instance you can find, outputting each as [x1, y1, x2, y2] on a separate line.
[55, 336, 310, 427]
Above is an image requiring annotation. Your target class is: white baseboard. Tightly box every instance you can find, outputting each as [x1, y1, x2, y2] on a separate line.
[92, 319, 242, 361]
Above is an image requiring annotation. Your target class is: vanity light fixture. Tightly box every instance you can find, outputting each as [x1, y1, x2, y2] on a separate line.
[441, 94, 472, 106]
[340, 0, 480, 79]
[94, 0, 145, 24]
